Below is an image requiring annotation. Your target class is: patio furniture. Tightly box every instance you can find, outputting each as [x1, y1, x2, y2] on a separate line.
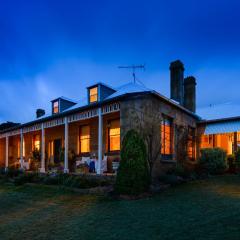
[89, 161, 96, 173]
[93, 156, 107, 173]
[18, 159, 30, 170]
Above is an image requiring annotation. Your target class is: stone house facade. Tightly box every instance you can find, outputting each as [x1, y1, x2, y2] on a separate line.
[0, 60, 203, 178]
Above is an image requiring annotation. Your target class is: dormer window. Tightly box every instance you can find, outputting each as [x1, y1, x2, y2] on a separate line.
[87, 83, 116, 104]
[53, 101, 59, 114]
[89, 87, 98, 103]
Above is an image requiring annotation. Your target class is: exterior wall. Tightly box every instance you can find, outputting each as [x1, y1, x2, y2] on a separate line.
[0, 138, 6, 167]
[120, 94, 198, 179]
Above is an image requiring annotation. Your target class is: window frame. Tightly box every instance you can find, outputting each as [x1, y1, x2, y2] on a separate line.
[187, 127, 196, 161]
[89, 87, 98, 103]
[161, 115, 174, 160]
[53, 100, 59, 114]
[33, 134, 40, 151]
[79, 125, 91, 155]
[107, 119, 120, 153]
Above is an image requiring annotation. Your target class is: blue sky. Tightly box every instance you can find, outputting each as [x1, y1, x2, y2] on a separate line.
[1, 0, 240, 123]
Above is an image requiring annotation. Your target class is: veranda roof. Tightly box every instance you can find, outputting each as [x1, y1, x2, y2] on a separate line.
[204, 119, 240, 135]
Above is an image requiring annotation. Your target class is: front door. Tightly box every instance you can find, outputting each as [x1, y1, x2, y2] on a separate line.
[54, 139, 62, 164]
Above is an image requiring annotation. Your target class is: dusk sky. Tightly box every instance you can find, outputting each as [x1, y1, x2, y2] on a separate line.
[1, 0, 240, 123]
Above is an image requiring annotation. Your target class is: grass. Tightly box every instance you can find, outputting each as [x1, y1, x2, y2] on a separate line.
[1, 176, 240, 240]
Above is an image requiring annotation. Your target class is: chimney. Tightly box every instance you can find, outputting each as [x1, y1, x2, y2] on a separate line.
[36, 109, 45, 118]
[170, 60, 184, 105]
[184, 76, 196, 113]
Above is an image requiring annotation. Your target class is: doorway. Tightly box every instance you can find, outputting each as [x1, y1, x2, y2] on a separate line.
[54, 139, 62, 164]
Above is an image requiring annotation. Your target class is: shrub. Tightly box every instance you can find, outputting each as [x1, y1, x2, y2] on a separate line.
[13, 172, 41, 186]
[167, 164, 192, 179]
[199, 148, 227, 174]
[6, 167, 23, 178]
[159, 174, 183, 186]
[115, 129, 150, 195]
[227, 154, 236, 173]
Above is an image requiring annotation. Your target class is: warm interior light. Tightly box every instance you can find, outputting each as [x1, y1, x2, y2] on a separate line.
[89, 87, 98, 103]
[53, 101, 59, 114]
[17, 139, 25, 157]
[80, 125, 90, 153]
[109, 120, 120, 151]
[161, 118, 173, 155]
[33, 135, 40, 151]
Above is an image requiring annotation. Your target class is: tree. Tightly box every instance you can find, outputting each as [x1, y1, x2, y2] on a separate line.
[115, 130, 150, 195]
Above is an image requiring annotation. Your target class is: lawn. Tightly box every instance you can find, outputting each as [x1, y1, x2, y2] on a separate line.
[1, 176, 240, 240]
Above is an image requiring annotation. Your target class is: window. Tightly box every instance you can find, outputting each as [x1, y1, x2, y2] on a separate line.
[17, 139, 25, 158]
[161, 116, 173, 157]
[53, 101, 59, 114]
[108, 119, 120, 152]
[188, 127, 196, 160]
[79, 125, 90, 153]
[89, 87, 98, 103]
[33, 135, 40, 151]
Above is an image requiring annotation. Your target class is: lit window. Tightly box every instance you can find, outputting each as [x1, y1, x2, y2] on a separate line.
[161, 116, 173, 156]
[108, 119, 120, 152]
[89, 87, 98, 103]
[33, 135, 40, 151]
[17, 139, 25, 158]
[188, 127, 196, 160]
[53, 101, 59, 114]
[80, 125, 90, 153]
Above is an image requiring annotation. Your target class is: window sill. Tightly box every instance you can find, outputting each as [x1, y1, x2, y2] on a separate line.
[107, 151, 120, 156]
[160, 159, 176, 164]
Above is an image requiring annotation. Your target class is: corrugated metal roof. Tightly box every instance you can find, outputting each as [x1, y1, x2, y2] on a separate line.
[197, 102, 240, 121]
[205, 119, 240, 134]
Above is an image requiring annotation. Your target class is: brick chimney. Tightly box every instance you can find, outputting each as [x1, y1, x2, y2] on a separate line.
[170, 60, 184, 105]
[184, 76, 196, 113]
[36, 109, 45, 118]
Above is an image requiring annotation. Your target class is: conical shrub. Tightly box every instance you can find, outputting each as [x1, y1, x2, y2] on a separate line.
[115, 129, 150, 195]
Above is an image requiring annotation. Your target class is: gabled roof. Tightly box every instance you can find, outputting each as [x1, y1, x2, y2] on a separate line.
[106, 82, 151, 100]
[51, 96, 77, 103]
[0, 81, 200, 133]
[86, 82, 116, 91]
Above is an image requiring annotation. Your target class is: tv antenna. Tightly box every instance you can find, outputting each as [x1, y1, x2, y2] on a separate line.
[118, 64, 145, 83]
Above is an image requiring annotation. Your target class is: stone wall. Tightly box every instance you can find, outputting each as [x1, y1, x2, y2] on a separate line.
[120, 93, 198, 179]
[0, 138, 6, 167]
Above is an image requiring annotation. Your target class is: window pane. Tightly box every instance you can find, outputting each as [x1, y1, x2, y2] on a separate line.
[109, 120, 120, 151]
[89, 87, 98, 103]
[53, 101, 59, 114]
[80, 126, 90, 153]
[161, 117, 173, 155]
[33, 135, 40, 151]
[110, 135, 120, 151]
[81, 139, 90, 153]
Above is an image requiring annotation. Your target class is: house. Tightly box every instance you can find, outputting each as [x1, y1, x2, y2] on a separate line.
[0, 60, 237, 178]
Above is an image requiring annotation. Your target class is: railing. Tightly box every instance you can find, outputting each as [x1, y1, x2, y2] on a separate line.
[0, 102, 120, 138]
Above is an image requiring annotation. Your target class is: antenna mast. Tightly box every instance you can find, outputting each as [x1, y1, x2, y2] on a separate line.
[118, 64, 145, 83]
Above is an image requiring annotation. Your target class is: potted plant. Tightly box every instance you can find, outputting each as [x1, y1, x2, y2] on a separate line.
[31, 148, 41, 171]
